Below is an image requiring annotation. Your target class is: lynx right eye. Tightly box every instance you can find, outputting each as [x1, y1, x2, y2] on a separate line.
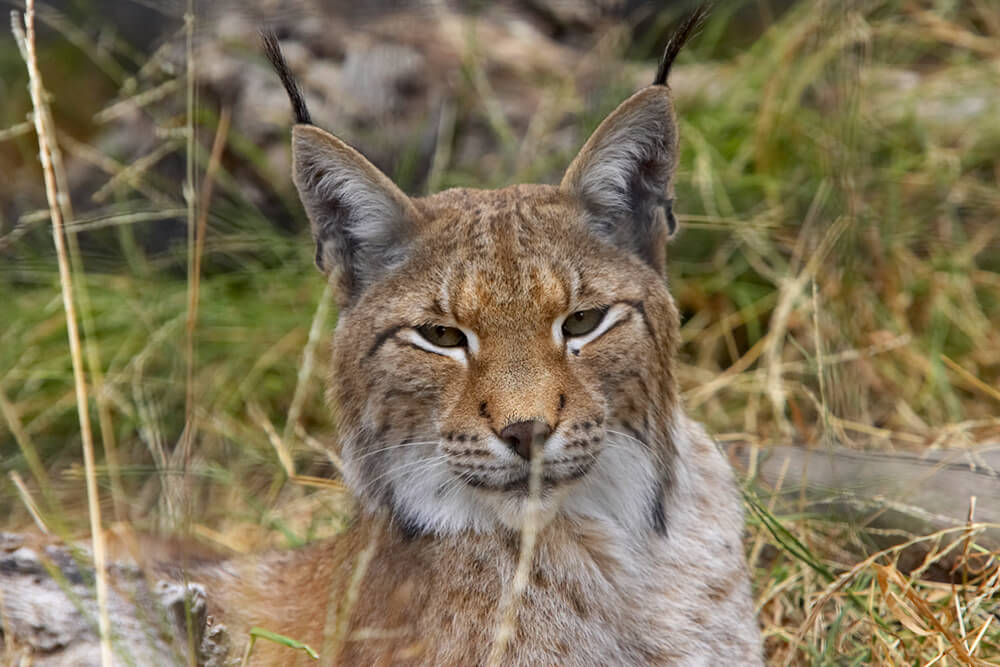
[417, 324, 467, 348]
[562, 308, 606, 337]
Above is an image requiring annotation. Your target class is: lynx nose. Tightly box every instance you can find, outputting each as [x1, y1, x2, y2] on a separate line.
[500, 420, 552, 460]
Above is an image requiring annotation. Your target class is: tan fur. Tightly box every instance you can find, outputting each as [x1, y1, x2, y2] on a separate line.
[195, 23, 763, 665]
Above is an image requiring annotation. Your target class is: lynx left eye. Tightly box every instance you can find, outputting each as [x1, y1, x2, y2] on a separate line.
[562, 308, 606, 337]
[417, 324, 467, 348]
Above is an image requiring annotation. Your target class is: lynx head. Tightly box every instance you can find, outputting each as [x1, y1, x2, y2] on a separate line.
[262, 8, 705, 537]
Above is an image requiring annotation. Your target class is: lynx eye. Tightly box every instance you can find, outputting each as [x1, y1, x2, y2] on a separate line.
[417, 324, 467, 348]
[562, 308, 606, 337]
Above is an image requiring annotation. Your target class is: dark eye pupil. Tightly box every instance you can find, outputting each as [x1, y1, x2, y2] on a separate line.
[575, 312, 585, 321]
[436, 326, 446, 336]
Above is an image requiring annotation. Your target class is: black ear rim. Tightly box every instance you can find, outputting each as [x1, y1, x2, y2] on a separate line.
[260, 29, 313, 125]
[653, 3, 712, 85]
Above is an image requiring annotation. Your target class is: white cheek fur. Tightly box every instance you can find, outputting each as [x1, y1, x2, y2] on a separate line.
[459, 326, 480, 357]
[551, 317, 566, 347]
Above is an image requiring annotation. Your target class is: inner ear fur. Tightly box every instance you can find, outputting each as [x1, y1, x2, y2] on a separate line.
[292, 124, 423, 306]
[560, 87, 678, 273]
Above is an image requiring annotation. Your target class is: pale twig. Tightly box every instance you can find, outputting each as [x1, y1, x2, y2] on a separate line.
[6, 22, 125, 524]
[968, 616, 993, 657]
[12, 4, 112, 663]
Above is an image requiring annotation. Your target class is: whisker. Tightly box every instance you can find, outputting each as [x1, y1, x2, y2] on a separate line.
[605, 428, 651, 449]
[355, 454, 450, 496]
[353, 440, 440, 462]
[437, 470, 471, 503]
[439, 467, 483, 506]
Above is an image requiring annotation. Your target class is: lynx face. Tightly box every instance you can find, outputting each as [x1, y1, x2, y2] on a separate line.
[332, 184, 681, 534]
[264, 33, 687, 536]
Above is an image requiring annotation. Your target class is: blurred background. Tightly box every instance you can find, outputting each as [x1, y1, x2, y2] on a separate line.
[1, 0, 998, 663]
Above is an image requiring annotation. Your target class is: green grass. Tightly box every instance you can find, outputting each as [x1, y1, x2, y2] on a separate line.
[1, 1, 998, 664]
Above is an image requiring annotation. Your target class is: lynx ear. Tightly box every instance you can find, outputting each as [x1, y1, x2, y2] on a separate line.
[262, 30, 422, 305]
[293, 125, 423, 305]
[560, 87, 678, 273]
[560, 5, 707, 272]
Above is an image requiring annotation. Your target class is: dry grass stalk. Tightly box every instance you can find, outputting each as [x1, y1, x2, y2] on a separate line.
[91, 139, 182, 204]
[249, 402, 295, 478]
[940, 354, 1000, 404]
[41, 78, 127, 523]
[57, 129, 177, 207]
[177, 105, 230, 482]
[93, 79, 181, 123]
[297, 422, 345, 472]
[0, 384, 51, 494]
[251, 402, 346, 492]
[485, 442, 545, 667]
[9, 471, 48, 534]
[283, 281, 332, 447]
[0, 119, 32, 141]
[11, 2, 113, 664]
[778, 524, 999, 666]
[321, 525, 381, 666]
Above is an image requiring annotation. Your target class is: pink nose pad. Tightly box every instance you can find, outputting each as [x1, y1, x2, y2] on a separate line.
[499, 420, 552, 460]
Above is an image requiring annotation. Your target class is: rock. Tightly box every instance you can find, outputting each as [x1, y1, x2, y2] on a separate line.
[0, 534, 214, 666]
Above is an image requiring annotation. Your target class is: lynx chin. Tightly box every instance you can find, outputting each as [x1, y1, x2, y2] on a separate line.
[197, 8, 763, 664]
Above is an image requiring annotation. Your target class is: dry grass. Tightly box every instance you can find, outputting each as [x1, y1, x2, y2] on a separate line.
[10, 2, 112, 664]
[1, 0, 998, 664]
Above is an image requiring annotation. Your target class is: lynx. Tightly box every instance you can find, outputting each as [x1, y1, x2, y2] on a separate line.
[174, 9, 764, 665]
[0, 8, 762, 666]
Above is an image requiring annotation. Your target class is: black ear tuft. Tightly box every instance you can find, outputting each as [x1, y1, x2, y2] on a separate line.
[653, 3, 711, 86]
[260, 29, 312, 125]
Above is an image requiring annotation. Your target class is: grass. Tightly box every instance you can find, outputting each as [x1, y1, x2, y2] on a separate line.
[1, 0, 998, 664]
